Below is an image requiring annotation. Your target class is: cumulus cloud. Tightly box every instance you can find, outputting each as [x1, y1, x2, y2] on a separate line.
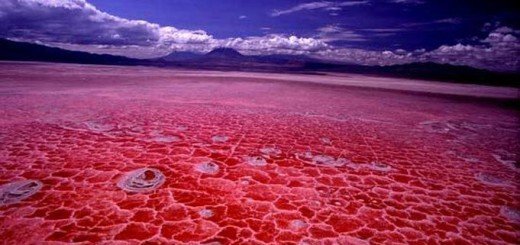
[41, 42, 173, 58]
[316, 25, 367, 42]
[220, 35, 328, 55]
[403, 18, 461, 27]
[271, 1, 369, 17]
[0, 0, 518, 72]
[361, 28, 407, 32]
[312, 47, 415, 66]
[421, 27, 519, 72]
[0, 0, 214, 57]
[389, 0, 424, 4]
[0, 0, 330, 58]
[309, 26, 520, 72]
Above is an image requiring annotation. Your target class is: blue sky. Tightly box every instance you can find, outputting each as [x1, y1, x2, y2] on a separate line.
[86, 0, 519, 51]
[0, 0, 519, 71]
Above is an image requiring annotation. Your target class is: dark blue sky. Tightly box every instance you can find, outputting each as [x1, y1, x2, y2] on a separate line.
[87, 0, 519, 51]
[0, 0, 519, 71]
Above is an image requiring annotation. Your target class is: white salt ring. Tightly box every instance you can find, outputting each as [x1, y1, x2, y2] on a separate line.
[0, 179, 42, 205]
[117, 168, 165, 193]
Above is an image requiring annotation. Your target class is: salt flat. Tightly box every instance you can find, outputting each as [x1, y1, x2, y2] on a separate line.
[0, 62, 518, 244]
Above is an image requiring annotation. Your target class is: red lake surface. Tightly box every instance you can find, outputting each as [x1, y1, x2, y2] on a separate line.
[0, 62, 519, 244]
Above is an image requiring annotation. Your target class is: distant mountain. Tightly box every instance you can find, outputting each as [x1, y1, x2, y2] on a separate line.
[160, 51, 203, 62]
[392, 62, 520, 86]
[304, 61, 520, 86]
[1, 39, 518, 87]
[159, 48, 305, 71]
[0, 38, 149, 65]
[158, 48, 255, 67]
[254, 54, 318, 63]
[160, 48, 315, 64]
[205, 48, 244, 59]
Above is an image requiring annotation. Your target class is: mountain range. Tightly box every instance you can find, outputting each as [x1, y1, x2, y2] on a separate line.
[1, 38, 518, 87]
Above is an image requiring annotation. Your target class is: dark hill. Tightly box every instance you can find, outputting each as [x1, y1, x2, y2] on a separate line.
[304, 61, 519, 87]
[0, 38, 147, 65]
[205, 48, 244, 59]
[160, 51, 203, 62]
[1, 38, 518, 87]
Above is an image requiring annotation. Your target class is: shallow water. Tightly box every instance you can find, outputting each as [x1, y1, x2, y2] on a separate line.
[0, 62, 519, 244]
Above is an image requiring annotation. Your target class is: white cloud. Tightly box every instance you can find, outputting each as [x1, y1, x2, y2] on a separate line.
[0, 0, 331, 58]
[312, 47, 415, 66]
[435, 18, 461, 24]
[158, 27, 213, 44]
[420, 27, 520, 71]
[0, 0, 214, 52]
[220, 35, 329, 55]
[361, 28, 407, 32]
[316, 25, 367, 42]
[403, 18, 461, 27]
[271, 1, 369, 17]
[0, 0, 518, 72]
[239, 15, 247, 19]
[389, 0, 424, 4]
[310, 26, 520, 72]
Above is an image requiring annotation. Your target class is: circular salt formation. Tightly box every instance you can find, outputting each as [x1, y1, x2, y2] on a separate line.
[289, 219, 308, 231]
[199, 209, 214, 218]
[151, 135, 180, 143]
[296, 151, 314, 161]
[202, 242, 221, 245]
[320, 137, 332, 145]
[244, 156, 268, 166]
[117, 168, 165, 193]
[195, 162, 220, 174]
[311, 155, 346, 167]
[500, 206, 520, 223]
[260, 147, 281, 157]
[475, 173, 506, 186]
[84, 121, 114, 132]
[419, 121, 450, 134]
[0, 180, 42, 205]
[211, 135, 229, 143]
[492, 150, 518, 170]
[367, 162, 392, 172]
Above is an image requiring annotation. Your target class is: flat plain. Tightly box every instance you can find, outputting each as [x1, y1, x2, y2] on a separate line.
[0, 62, 519, 244]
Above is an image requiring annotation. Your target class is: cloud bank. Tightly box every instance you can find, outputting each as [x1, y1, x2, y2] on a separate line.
[0, 0, 330, 58]
[316, 25, 367, 42]
[389, 0, 424, 4]
[312, 26, 519, 72]
[271, 1, 369, 17]
[421, 27, 519, 72]
[0, 0, 212, 55]
[0, 0, 518, 72]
